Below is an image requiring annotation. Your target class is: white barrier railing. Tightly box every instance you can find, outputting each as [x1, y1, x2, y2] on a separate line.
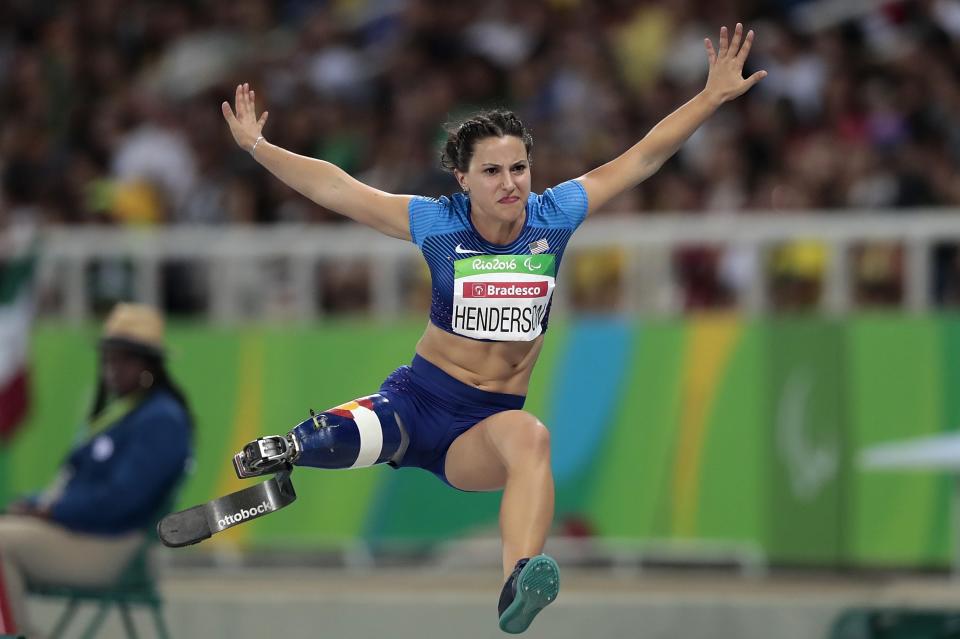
[28, 210, 960, 322]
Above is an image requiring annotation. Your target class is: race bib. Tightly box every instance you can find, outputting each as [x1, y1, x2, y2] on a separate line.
[452, 255, 555, 341]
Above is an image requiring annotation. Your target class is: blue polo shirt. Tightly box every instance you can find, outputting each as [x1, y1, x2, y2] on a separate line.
[50, 390, 192, 536]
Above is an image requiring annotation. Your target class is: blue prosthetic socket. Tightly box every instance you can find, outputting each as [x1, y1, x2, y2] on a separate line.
[289, 394, 408, 470]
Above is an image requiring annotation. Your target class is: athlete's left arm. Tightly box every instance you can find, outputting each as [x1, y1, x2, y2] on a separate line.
[576, 23, 767, 217]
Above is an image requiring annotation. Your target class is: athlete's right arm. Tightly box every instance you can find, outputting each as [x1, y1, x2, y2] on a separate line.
[222, 83, 412, 241]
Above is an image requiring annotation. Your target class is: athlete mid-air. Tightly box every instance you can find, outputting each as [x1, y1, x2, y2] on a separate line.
[160, 23, 765, 634]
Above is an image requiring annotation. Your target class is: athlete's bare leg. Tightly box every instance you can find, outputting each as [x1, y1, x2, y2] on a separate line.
[444, 409, 554, 580]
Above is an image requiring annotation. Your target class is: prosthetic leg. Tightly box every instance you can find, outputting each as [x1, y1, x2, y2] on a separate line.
[158, 394, 408, 548]
[234, 394, 409, 478]
[157, 466, 296, 547]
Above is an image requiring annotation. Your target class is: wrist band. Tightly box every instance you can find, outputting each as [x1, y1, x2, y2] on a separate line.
[250, 135, 264, 157]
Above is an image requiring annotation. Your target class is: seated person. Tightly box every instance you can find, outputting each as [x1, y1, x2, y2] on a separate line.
[0, 303, 192, 636]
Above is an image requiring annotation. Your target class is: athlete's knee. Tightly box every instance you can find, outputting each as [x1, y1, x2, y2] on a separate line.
[290, 394, 408, 470]
[503, 411, 551, 462]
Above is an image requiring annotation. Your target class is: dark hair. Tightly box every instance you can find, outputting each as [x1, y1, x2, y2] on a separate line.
[440, 109, 533, 173]
[91, 353, 194, 435]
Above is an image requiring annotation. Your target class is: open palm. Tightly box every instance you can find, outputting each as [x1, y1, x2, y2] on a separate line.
[222, 83, 269, 154]
[704, 23, 767, 104]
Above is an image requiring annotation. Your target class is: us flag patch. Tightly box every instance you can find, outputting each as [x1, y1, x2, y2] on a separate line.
[528, 238, 549, 254]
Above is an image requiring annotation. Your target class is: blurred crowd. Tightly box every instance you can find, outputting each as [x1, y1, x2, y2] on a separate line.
[3, 0, 960, 313]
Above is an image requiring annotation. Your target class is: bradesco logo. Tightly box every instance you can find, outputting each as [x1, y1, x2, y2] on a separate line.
[217, 500, 274, 528]
[464, 281, 549, 298]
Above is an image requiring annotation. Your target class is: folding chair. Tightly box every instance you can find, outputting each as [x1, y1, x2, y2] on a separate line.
[26, 483, 184, 639]
[27, 535, 170, 639]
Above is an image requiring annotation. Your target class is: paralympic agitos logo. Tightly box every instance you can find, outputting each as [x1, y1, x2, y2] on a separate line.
[217, 500, 274, 528]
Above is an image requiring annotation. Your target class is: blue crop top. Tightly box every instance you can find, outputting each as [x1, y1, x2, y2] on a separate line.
[408, 179, 589, 342]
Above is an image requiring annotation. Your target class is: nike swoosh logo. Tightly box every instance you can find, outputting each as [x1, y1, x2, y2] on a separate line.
[454, 244, 483, 254]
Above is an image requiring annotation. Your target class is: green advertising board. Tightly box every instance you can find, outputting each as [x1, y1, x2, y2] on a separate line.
[766, 319, 845, 565]
[5, 314, 960, 568]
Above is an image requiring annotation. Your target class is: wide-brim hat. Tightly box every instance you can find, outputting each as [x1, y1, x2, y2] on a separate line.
[99, 302, 165, 358]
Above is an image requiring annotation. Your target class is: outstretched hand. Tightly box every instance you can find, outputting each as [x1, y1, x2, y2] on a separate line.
[222, 83, 269, 154]
[703, 23, 767, 104]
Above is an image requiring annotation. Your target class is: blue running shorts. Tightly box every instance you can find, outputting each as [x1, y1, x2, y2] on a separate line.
[379, 354, 526, 488]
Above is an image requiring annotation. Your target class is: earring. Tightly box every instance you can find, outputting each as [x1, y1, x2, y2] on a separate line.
[139, 371, 155, 389]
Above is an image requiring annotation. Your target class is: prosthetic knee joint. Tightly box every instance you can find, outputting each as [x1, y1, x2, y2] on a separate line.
[233, 394, 408, 480]
[233, 432, 302, 479]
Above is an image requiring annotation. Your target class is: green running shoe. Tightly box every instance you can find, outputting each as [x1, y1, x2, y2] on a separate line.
[497, 554, 560, 634]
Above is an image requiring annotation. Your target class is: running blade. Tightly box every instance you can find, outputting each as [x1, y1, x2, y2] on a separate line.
[158, 468, 296, 547]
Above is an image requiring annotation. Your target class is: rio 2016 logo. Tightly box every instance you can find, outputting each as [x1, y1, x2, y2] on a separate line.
[472, 257, 517, 271]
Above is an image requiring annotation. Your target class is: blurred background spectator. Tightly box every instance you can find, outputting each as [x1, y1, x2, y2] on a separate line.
[0, 302, 192, 635]
[3, 0, 960, 313]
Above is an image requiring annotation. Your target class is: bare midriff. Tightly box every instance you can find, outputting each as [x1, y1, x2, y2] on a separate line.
[414, 321, 544, 396]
